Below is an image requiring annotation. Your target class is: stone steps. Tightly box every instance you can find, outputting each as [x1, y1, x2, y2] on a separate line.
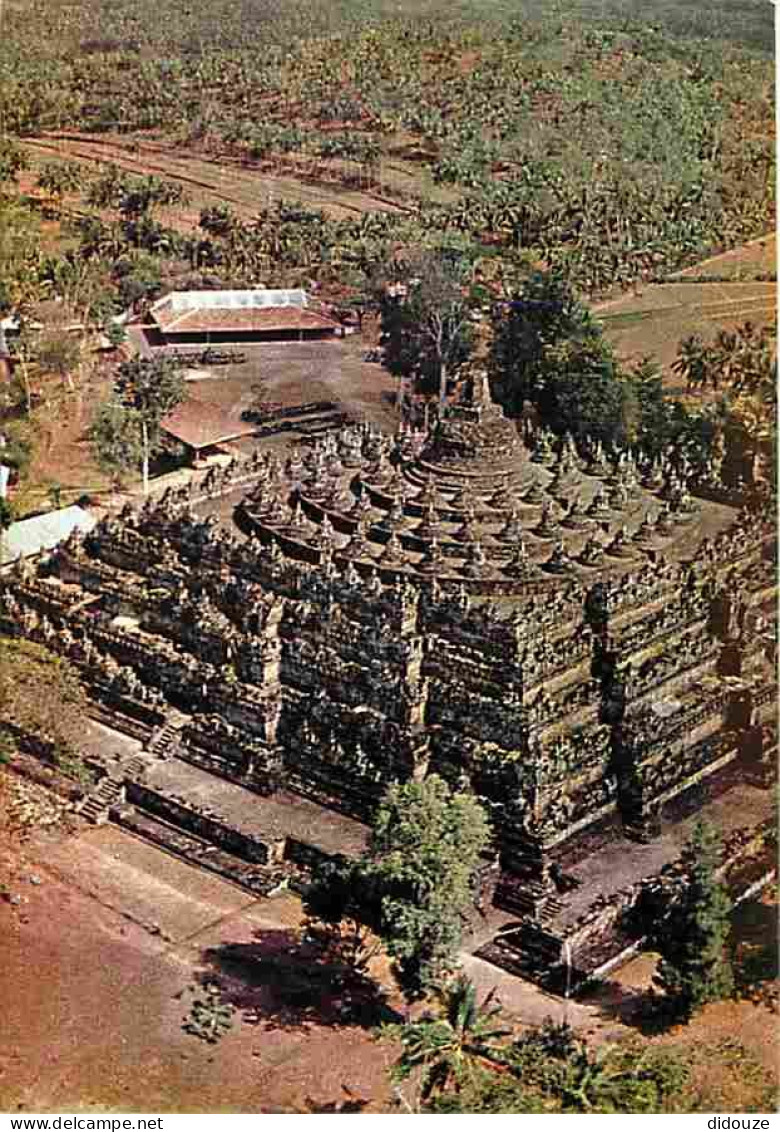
[493, 875, 568, 925]
[476, 920, 564, 985]
[541, 893, 566, 922]
[124, 756, 149, 780]
[78, 775, 125, 825]
[146, 723, 179, 760]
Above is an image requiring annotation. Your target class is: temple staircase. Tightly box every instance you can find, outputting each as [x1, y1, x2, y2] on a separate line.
[146, 722, 180, 760]
[77, 772, 126, 825]
[493, 874, 566, 926]
[476, 919, 564, 985]
[145, 709, 190, 761]
[77, 710, 191, 826]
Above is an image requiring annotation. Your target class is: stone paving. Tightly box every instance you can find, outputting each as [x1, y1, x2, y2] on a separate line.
[548, 779, 775, 933]
[143, 758, 370, 860]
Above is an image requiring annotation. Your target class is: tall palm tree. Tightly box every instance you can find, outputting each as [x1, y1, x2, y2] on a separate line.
[672, 333, 712, 392]
[381, 976, 510, 1102]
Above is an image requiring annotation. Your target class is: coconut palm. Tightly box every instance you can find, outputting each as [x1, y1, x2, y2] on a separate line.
[672, 333, 712, 392]
[381, 976, 510, 1102]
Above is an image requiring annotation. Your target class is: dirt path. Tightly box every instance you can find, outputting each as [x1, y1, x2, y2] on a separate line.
[0, 821, 395, 1114]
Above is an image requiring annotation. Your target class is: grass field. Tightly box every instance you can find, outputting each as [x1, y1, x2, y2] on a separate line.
[670, 233, 777, 281]
[595, 278, 777, 380]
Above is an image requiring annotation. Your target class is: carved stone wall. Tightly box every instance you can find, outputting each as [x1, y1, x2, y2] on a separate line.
[0, 445, 775, 881]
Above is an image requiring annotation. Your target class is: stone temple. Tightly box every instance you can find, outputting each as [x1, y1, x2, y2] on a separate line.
[1, 369, 775, 985]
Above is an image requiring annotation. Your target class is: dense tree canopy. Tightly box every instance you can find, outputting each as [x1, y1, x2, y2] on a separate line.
[489, 272, 640, 445]
[367, 775, 491, 999]
[379, 252, 476, 405]
[651, 820, 734, 1020]
[489, 271, 598, 417]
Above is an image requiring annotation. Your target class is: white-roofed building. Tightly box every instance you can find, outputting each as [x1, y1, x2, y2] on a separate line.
[149, 288, 345, 343]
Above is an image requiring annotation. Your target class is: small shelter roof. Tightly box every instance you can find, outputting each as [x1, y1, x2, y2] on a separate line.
[1, 505, 97, 568]
[160, 398, 257, 451]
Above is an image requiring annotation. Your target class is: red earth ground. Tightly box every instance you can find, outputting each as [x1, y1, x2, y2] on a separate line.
[0, 786, 397, 1114]
[0, 768, 776, 1114]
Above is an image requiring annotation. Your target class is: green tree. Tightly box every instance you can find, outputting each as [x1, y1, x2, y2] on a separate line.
[709, 323, 776, 398]
[104, 319, 127, 349]
[89, 399, 144, 488]
[672, 333, 711, 393]
[199, 204, 236, 238]
[378, 252, 475, 406]
[0, 422, 32, 478]
[367, 775, 491, 999]
[36, 160, 83, 216]
[117, 175, 188, 222]
[539, 335, 638, 447]
[673, 323, 775, 398]
[380, 975, 509, 1103]
[632, 364, 716, 467]
[86, 163, 130, 212]
[93, 355, 185, 494]
[0, 138, 28, 190]
[0, 198, 44, 330]
[489, 271, 597, 418]
[652, 820, 734, 1020]
[114, 253, 163, 313]
[511, 1032, 689, 1114]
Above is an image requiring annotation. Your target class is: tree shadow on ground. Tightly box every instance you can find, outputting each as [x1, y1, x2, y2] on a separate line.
[198, 926, 402, 1034]
[579, 896, 779, 1032]
[577, 977, 682, 1036]
[731, 897, 779, 1012]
